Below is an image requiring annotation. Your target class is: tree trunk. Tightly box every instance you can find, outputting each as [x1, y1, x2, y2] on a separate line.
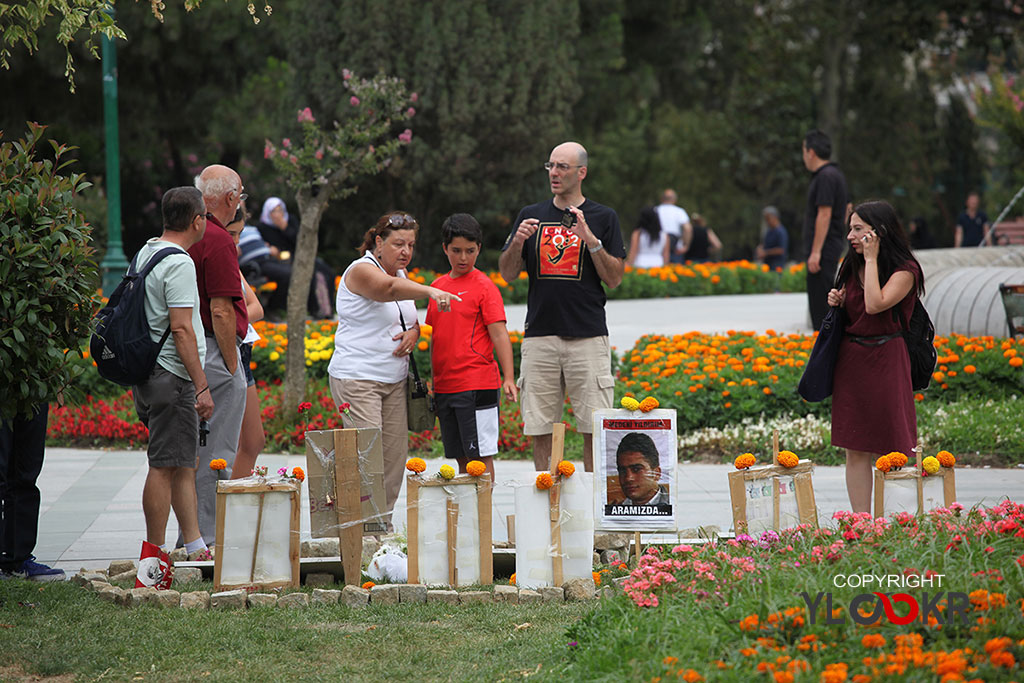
[283, 188, 328, 411]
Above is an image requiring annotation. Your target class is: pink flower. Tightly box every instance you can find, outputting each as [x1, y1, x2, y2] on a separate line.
[350, 96, 360, 106]
[297, 107, 315, 123]
[289, 155, 298, 165]
[279, 150, 288, 158]
[398, 128, 413, 143]
[278, 467, 288, 476]
[342, 68, 352, 80]
[314, 148, 324, 160]
[368, 145, 375, 154]
[410, 92, 418, 103]
[406, 107, 416, 117]
[282, 138, 291, 148]
[263, 144, 273, 160]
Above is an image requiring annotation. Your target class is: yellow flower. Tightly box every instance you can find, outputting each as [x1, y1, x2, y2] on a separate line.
[777, 450, 798, 468]
[439, 464, 456, 480]
[936, 450, 956, 467]
[465, 460, 486, 477]
[922, 456, 940, 475]
[556, 460, 575, 477]
[269, 351, 280, 361]
[405, 458, 426, 473]
[620, 396, 641, 411]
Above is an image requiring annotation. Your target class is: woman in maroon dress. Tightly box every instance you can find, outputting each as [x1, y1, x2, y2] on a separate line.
[827, 201, 924, 513]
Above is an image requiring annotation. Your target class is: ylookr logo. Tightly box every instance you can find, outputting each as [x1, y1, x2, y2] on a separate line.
[800, 573, 969, 626]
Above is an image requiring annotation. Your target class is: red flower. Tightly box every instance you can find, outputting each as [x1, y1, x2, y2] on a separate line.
[298, 401, 313, 413]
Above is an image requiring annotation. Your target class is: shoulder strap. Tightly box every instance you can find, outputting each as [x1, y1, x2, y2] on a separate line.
[366, 251, 425, 386]
[131, 246, 185, 278]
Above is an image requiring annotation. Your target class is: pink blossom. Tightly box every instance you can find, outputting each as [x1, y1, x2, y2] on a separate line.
[398, 129, 413, 143]
[282, 138, 292, 148]
[279, 150, 288, 158]
[406, 107, 416, 117]
[314, 148, 324, 160]
[289, 154, 298, 165]
[368, 145, 375, 154]
[297, 107, 315, 123]
[263, 144, 273, 160]
[342, 68, 352, 80]
[410, 92, 418, 102]
[350, 96, 360, 106]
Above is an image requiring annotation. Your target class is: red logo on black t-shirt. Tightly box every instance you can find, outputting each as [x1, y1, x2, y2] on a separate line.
[537, 224, 582, 279]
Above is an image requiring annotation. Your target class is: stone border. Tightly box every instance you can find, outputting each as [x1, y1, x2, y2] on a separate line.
[70, 562, 609, 611]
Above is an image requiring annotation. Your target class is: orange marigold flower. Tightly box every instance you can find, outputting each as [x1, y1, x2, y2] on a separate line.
[638, 396, 660, 412]
[885, 451, 908, 468]
[406, 458, 426, 473]
[536, 472, 554, 490]
[361, 581, 375, 589]
[936, 450, 955, 467]
[509, 573, 516, 586]
[739, 614, 759, 631]
[875, 455, 892, 472]
[773, 672, 794, 683]
[210, 459, 228, 471]
[1010, 356, 1023, 368]
[861, 633, 886, 648]
[991, 650, 1016, 668]
[466, 460, 487, 477]
[963, 364, 976, 374]
[681, 670, 704, 683]
[734, 453, 756, 469]
[777, 450, 798, 468]
[291, 467, 305, 482]
[985, 637, 1012, 654]
[592, 571, 601, 586]
[662, 656, 678, 667]
[557, 460, 576, 477]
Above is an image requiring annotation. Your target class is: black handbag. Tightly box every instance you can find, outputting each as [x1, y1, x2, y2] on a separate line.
[798, 272, 846, 402]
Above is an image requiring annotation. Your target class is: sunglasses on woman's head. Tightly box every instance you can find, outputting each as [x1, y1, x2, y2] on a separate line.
[387, 213, 417, 228]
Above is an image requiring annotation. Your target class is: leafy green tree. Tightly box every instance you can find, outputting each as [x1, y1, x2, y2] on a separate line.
[0, 123, 99, 420]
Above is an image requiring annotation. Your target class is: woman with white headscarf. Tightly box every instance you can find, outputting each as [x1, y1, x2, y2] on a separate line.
[256, 196, 334, 318]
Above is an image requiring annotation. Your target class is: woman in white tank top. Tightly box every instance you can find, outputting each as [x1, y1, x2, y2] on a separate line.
[627, 206, 669, 269]
[327, 212, 458, 523]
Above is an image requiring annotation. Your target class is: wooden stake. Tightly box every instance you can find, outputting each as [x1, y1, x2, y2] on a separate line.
[250, 492, 265, 583]
[506, 514, 516, 547]
[548, 422, 566, 586]
[335, 429, 364, 586]
[446, 498, 459, 587]
[406, 475, 420, 585]
[772, 429, 779, 466]
[477, 474, 493, 585]
[915, 443, 925, 515]
[288, 486, 300, 588]
[633, 530, 642, 567]
[213, 486, 226, 590]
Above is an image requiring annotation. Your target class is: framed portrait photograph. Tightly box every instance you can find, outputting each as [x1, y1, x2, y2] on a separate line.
[593, 408, 677, 531]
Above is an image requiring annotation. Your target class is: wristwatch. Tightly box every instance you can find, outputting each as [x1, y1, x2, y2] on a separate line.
[588, 239, 604, 254]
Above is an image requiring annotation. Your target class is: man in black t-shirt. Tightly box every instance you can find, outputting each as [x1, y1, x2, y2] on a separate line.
[499, 141, 626, 473]
[955, 191, 992, 248]
[802, 129, 849, 330]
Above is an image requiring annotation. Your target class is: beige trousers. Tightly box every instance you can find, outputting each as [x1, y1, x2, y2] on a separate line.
[328, 376, 408, 521]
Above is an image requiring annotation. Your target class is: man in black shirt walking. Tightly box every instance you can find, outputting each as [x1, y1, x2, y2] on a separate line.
[802, 129, 849, 330]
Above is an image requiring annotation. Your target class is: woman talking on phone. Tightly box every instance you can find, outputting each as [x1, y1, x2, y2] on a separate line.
[827, 200, 924, 513]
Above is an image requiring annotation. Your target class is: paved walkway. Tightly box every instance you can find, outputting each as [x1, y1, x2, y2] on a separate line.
[31, 292, 1023, 572]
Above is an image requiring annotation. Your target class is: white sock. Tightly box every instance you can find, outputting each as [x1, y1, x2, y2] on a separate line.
[184, 538, 208, 554]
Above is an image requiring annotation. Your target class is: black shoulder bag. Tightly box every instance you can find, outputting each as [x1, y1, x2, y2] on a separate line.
[797, 271, 846, 402]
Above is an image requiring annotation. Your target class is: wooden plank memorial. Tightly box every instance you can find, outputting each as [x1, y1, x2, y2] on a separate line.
[305, 428, 387, 585]
[514, 423, 594, 589]
[728, 431, 818, 535]
[873, 446, 957, 518]
[593, 405, 677, 532]
[213, 474, 301, 591]
[405, 462, 493, 587]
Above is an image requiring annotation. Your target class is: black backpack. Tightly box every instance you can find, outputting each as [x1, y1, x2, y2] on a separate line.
[897, 299, 937, 391]
[91, 247, 183, 387]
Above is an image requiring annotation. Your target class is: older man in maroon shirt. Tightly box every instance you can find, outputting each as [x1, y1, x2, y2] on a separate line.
[181, 164, 248, 550]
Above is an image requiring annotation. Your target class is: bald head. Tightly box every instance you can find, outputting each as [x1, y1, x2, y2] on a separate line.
[552, 141, 588, 167]
[660, 189, 677, 205]
[195, 164, 243, 225]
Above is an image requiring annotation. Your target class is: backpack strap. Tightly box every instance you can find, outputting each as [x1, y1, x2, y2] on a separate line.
[131, 246, 189, 348]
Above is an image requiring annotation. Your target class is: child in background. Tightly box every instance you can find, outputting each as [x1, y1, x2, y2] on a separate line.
[426, 214, 518, 481]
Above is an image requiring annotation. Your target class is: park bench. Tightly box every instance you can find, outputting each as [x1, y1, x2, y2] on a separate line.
[992, 218, 1024, 245]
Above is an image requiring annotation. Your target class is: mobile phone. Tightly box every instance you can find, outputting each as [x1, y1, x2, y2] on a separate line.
[560, 208, 576, 229]
[199, 419, 209, 447]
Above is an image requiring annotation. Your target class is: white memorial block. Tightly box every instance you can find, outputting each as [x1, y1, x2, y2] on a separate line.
[214, 476, 300, 591]
[874, 448, 956, 518]
[728, 432, 817, 534]
[593, 408, 677, 532]
[406, 473, 493, 587]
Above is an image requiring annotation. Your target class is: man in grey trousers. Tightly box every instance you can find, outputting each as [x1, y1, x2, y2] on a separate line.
[181, 164, 249, 550]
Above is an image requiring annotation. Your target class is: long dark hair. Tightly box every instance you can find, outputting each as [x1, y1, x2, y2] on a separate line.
[837, 200, 925, 296]
[636, 206, 661, 242]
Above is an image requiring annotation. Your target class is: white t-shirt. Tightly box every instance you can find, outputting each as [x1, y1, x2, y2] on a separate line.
[328, 253, 418, 383]
[133, 239, 205, 381]
[655, 204, 690, 238]
[632, 230, 668, 268]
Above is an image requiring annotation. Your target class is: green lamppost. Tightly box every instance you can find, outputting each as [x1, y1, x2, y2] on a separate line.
[99, 6, 128, 295]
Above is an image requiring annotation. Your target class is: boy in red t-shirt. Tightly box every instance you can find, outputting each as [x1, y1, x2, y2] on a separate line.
[426, 214, 518, 481]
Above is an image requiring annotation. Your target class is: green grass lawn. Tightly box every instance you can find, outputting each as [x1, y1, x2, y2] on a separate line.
[0, 580, 592, 681]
